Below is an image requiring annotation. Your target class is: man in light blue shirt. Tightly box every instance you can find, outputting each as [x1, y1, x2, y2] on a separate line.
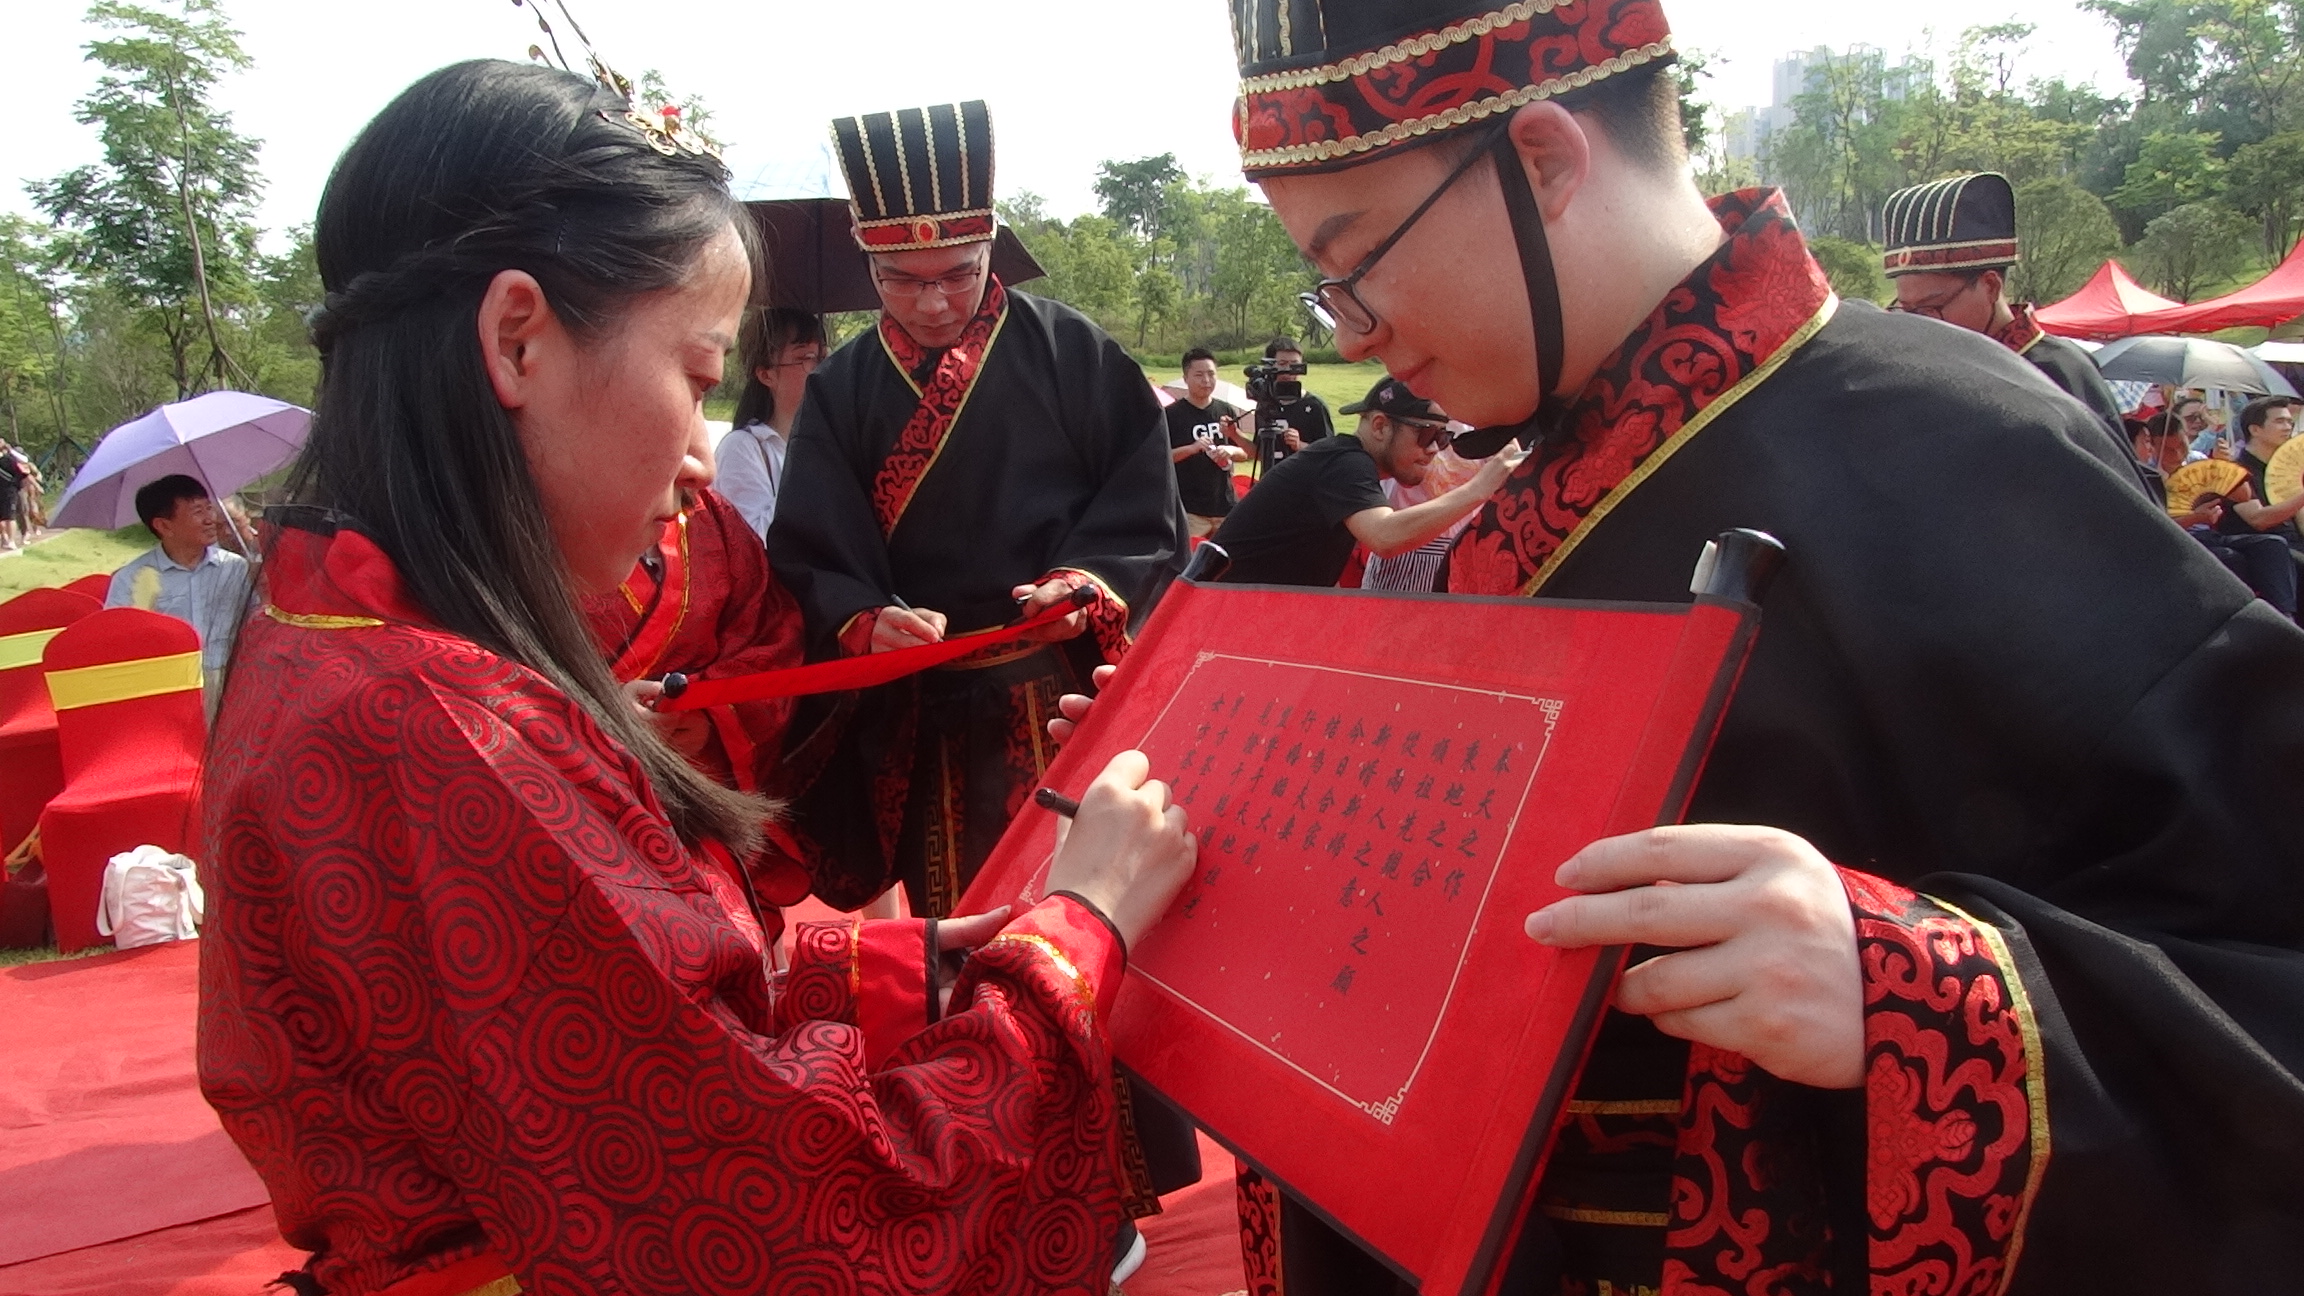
[105, 474, 253, 711]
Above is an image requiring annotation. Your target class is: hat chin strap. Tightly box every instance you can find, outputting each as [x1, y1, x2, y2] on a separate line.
[1454, 123, 1570, 460]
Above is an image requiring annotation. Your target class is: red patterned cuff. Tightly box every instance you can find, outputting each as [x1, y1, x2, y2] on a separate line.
[1044, 568, 1132, 665]
[836, 608, 880, 658]
[854, 917, 933, 1069]
[962, 894, 1127, 1025]
[778, 918, 864, 1032]
[1842, 868, 2049, 1292]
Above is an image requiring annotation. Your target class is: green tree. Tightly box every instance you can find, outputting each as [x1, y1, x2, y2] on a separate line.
[2134, 199, 2257, 297]
[0, 219, 76, 457]
[1205, 190, 1307, 343]
[1807, 236, 1889, 303]
[1131, 239, 1182, 349]
[2012, 178, 2125, 303]
[29, 0, 263, 399]
[2225, 130, 2304, 254]
[1770, 48, 1917, 241]
[1094, 155, 1186, 243]
[1673, 49, 1715, 158]
[2111, 129, 2227, 222]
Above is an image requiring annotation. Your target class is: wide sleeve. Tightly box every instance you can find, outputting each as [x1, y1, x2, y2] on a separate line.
[307, 682, 1131, 1294]
[1037, 321, 1188, 658]
[768, 363, 899, 659]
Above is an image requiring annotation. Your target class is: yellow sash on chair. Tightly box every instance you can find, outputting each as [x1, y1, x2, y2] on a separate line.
[0, 628, 67, 673]
[46, 651, 205, 711]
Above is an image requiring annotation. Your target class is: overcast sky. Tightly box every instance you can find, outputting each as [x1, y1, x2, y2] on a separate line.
[6, 1, 2136, 249]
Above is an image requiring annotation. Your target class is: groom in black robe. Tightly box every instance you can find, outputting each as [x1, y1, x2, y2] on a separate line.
[1218, 0, 2304, 1291]
[767, 99, 1193, 1222]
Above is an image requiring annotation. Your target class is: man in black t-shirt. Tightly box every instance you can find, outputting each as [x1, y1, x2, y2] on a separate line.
[1251, 337, 1337, 473]
[1167, 346, 1252, 538]
[2232, 395, 2304, 567]
[1216, 377, 1523, 587]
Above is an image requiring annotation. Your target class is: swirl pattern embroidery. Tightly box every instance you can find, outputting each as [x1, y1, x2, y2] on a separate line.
[199, 522, 1130, 1296]
[1447, 189, 1833, 598]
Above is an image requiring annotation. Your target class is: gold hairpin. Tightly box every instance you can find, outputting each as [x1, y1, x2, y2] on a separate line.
[509, 0, 724, 161]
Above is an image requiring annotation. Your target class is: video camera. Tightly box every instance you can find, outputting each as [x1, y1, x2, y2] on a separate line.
[1243, 359, 1307, 405]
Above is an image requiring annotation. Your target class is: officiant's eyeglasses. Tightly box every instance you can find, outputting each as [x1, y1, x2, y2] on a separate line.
[1300, 131, 1500, 337]
[872, 262, 986, 301]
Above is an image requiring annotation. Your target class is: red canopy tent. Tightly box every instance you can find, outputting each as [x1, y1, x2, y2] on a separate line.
[2143, 237, 2304, 334]
[2035, 260, 2184, 340]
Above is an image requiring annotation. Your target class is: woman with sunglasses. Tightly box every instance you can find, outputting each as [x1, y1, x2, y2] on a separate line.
[1209, 376, 1525, 588]
[198, 60, 1193, 1296]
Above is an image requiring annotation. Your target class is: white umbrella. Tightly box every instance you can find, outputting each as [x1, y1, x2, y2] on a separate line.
[53, 391, 310, 531]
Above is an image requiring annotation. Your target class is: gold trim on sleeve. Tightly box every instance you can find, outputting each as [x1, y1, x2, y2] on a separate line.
[1537, 1203, 1670, 1228]
[987, 932, 1097, 1014]
[1563, 1098, 1682, 1116]
[264, 605, 386, 630]
[1934, 896, 2051, 1296]
[1524, 294, 1840, 597]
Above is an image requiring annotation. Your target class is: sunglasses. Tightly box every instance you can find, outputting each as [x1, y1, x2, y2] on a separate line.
[1399, 418, 1453, 451]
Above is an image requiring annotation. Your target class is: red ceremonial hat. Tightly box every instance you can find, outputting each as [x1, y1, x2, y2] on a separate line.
[1230, 0, 1676, 179]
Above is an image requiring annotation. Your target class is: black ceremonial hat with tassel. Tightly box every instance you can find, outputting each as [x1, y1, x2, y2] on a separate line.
[1228, 0, 1676, 457]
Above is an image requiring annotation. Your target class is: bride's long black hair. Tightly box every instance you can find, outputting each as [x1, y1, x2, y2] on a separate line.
[287, 59, 762, 849]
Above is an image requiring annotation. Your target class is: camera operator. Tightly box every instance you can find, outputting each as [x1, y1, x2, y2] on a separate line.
[1213, 377, 1524, 588]
[1246, 336, 1335, 473]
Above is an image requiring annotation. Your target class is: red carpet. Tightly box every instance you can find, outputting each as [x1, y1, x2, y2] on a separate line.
[0, 941, 269, 1271]
[0, 923, 1247, 1295]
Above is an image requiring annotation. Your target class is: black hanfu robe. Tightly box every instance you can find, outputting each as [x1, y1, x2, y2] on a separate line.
[769, 279, 1196, 1214]
[769, 279, 1186, 912]
[1242, 190, 2304, 1294]
[1994, 302, 2158, 501]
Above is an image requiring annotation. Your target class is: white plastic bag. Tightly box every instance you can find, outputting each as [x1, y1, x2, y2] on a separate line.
[96, 845, 205, 949]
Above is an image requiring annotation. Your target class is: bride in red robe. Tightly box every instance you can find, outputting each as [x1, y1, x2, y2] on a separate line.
[198, 59, 1192, 1296]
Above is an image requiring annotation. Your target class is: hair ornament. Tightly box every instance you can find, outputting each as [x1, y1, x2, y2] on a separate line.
[509, 0, 723, 160]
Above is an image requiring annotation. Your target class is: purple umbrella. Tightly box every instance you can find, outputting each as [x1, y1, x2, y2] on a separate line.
[52, 391, 310, 530]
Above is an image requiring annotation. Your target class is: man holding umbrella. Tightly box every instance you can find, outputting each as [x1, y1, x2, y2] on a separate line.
[104, 474, 251, 708]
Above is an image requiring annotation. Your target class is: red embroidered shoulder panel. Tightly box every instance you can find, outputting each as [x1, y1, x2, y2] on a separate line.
[1448, 189, 1833, 598]
[870, 278, 1009, 537]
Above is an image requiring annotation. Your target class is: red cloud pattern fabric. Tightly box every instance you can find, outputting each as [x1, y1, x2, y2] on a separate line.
[199, 519, 1132, 1295]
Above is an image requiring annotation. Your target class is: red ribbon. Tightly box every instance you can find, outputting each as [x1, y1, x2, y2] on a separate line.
[655, 588, 1095, 712]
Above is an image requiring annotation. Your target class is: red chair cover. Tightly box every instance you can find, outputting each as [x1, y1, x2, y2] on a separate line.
[63, 573, 113, 602]
[0, 589, 103, 854]
[37, 608, 206, 953]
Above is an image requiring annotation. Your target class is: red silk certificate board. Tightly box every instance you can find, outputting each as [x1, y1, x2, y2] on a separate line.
[958, 579, 1761, 1296]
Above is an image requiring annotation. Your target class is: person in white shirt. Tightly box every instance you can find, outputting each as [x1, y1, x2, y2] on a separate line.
[716, 308, 826, 542]
[104, 474, 254, 712]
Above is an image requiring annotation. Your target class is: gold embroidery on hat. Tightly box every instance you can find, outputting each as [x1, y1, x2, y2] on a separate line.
[1242, 0, 1568, 94]
[1241, 40, 1673, 171]
[838, 117, 889, 219]
[925, 107, 944, 214]
[891, 111, 919, 216]
[955, 106, 972, 209]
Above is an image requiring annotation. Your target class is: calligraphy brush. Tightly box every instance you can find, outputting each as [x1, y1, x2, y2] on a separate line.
[1033, 787, 1080, 818]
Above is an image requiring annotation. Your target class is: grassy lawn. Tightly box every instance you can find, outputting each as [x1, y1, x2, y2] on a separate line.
[1141, 357, 1392, 417]
[0, 942, 116, 969]
[0, 526, 155, 602]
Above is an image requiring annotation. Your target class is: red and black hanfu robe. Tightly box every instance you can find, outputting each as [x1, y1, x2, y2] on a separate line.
[199, 512, 1138, 1296]
[768, 279, 1188, 917]
[1243, 189, 2304, 1294]
[578, 487, 810, 909]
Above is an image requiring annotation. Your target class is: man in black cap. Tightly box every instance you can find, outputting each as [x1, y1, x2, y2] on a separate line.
[1882, 173, 2150, 495]
[1215, 376, 1523, 587]
[1210, 0, 2304, 1291]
